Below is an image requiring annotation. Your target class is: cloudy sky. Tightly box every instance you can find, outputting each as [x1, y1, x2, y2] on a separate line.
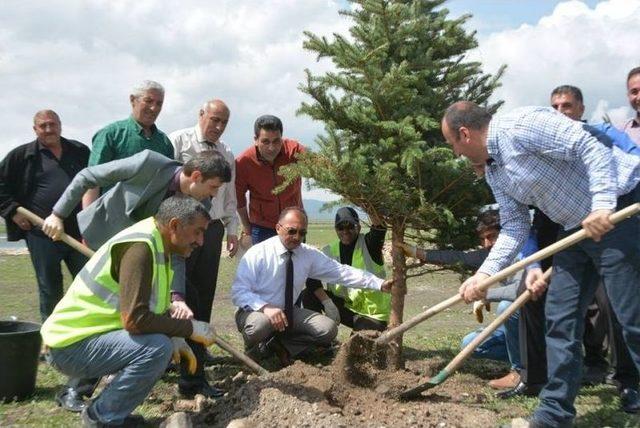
[1, 0, 638, 200]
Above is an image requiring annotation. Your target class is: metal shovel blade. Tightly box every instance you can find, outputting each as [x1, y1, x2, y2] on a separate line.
[400, 369, 449, 400]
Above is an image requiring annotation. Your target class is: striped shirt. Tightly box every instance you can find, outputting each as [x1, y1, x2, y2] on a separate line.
[479, 106, 640, 276]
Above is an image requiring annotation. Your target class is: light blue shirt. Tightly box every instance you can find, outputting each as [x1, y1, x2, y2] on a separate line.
[480, 107, 640, 276]
[231, 235, 384, 311]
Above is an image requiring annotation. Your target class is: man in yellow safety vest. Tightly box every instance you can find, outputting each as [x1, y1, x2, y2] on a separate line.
[41, 195, 217, 427]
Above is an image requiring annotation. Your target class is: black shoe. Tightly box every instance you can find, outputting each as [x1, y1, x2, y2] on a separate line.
[620, 388, 640, 414]
[55, 387, 88, 413]
[81, 406, 145, 427]
[496, 382, 544, 399]
[178, 381, 224, 399]
[581, 364, 607, 385]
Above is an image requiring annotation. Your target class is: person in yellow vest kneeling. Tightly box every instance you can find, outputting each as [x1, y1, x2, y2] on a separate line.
[41, 195, 216, 427]
[303, 207, 389, 332]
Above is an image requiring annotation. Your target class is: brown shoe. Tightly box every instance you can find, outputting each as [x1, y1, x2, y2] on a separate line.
[488, 370, 520, 390]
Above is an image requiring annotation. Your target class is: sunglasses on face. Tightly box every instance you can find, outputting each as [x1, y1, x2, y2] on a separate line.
[336, 223, 355, 231]
[278, 224, 307, 237]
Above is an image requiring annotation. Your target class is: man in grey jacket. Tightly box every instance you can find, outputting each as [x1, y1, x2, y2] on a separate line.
[41, 149, 232, 398]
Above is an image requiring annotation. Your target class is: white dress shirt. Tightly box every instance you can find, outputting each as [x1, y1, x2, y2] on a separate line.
[169, 125, 238, 235]
[232, 236, 385, 311]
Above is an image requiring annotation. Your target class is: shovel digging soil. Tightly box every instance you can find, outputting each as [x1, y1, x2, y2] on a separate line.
[338, 203, 640, 389]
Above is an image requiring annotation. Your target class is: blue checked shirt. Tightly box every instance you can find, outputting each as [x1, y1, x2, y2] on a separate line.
[479, 107, 640, 276]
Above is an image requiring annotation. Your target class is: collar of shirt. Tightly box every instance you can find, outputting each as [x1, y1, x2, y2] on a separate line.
[273, 236, 297, 258]
[485, 119, 501, 168]
[128, 116, 158, 136]
[167, 166, 183, 194]
[194, 124, 220, 148]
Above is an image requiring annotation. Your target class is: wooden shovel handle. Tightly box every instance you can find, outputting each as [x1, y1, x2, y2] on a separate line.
[213, 335, 269, 376]
[377, 203, 640, 345]
[16, 207, 95, 258]
[443, 268, 551, 374]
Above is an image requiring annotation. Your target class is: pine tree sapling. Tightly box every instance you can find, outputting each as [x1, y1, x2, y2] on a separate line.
[281, 0, 504, 368]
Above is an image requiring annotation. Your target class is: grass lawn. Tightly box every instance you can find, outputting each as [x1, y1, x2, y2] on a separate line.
[1, 223, 638, 427]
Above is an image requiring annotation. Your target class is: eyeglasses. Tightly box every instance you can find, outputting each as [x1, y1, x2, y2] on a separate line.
[336, 223, 355, 231]
[278, 224, 307, 237]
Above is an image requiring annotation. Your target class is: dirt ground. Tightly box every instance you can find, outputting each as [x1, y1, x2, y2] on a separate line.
[189, 344, 504, 428]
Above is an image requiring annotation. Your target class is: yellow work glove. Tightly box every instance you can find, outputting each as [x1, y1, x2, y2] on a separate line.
[171, 337, 197, 374]
[472, 300, 491, 323]
[190, 320, 216, 346]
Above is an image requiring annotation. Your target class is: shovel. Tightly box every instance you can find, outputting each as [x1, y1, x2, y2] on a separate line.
[400, 268, 551, 399]
[372, 202, 640, 347]
[399, 203, 640, 398]
[16, 207, 269, 376]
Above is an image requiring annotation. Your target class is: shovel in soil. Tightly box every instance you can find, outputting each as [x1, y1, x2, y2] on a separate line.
[16, 207, 269, 376]
[353, 202, 640, 354]
[400, 268, 551, 399]
[399, 203, 640, 398]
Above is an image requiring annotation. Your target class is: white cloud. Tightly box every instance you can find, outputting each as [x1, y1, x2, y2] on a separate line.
[473, 0, 639, 124]
[2, 0, 639, 202]
[0, 0, 348, 161]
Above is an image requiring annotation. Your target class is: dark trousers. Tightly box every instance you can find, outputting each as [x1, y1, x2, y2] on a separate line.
[179, 220, 224, 384]
[301, 289, 387, 332]
[518, 271, 639, 386]
[250, 224, 277, 245]
[25, 232, 101, 399]
[25, 231, 88, 321]
[533, 186, 640, 426]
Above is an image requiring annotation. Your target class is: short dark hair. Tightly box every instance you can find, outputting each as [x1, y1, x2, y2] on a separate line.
[278, 206, 308, 224]
[628, 67, 640, 83]
[476, 209, 500, 234]
[550, 85, 583, 104]
[443, 101, 492, 139]
[183, 151, 232, 182]
[156, 195, 211, 226]
[254, 115, 283, 137]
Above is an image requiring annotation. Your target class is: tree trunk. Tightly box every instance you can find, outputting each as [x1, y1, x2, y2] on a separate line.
[387, 223, 407, 369]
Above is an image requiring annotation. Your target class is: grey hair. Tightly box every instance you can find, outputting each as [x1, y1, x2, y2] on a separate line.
[33, 109, 60, 124]
[131, 80, 165, 99]
[156, 195, 210, 226]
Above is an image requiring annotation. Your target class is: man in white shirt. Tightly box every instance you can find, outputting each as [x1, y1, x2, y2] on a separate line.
[232, 207, 392, 365]
[169, 99, 237, 394]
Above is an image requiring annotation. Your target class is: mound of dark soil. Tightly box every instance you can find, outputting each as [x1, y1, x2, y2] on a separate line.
[192, 349, 500, 427]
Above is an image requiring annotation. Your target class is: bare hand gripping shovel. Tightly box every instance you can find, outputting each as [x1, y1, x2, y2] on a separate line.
[17, 207, 269, 376]
[399, 203, 640, 399]
[371, 203, 640, 348]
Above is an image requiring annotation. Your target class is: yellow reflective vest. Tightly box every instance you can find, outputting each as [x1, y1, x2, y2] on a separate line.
[324, 234, 390, 321]
[41, 217, 172, 348]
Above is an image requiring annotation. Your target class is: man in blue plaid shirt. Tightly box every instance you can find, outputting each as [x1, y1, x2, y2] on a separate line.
[441, 101, 640, 427]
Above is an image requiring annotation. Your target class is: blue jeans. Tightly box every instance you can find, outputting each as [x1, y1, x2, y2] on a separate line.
[25, 231, 88, 321]
[534, 185, 640, 427]
[461, 300, 522, 370]
[250, 224, 277, 245]
[49, 330, 173, 425]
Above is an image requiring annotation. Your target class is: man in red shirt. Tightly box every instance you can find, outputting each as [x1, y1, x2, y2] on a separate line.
[235, 115, 305, 244]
